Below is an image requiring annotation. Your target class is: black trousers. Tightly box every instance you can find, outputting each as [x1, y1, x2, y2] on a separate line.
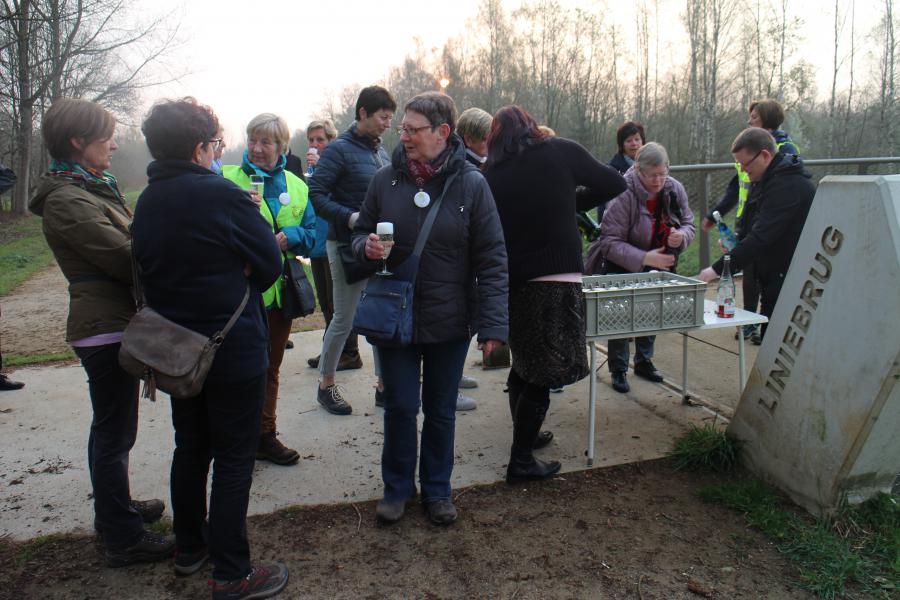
[170, 373, 265, 581]
[742, 262, 760, 312]
[757, 272, 786, 339]
[73, 343, 144, 549]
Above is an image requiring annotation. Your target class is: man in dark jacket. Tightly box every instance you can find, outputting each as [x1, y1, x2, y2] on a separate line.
[699, 127, 815, 341]
[308, 86, 396, 415]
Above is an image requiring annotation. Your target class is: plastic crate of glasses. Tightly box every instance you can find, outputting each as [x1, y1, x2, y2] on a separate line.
[582, 272, 706, 337]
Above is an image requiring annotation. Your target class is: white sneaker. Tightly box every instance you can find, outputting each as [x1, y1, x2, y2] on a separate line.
[455, 393, 477, 411]
[458, 374, 479, 389]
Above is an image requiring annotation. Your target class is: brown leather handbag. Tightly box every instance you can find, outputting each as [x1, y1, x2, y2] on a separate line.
[118, 248, 249, 400]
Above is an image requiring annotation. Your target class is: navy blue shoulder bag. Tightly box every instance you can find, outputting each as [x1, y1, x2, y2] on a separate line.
[353, 172, 458, 347]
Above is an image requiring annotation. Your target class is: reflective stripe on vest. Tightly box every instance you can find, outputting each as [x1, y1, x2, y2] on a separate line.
[734, 164, 751, 218]
[221, 165, 309, 309]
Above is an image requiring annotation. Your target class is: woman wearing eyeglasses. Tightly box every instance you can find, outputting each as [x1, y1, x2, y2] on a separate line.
[222, 113, 316, 466]
[591, 142, 695, 394]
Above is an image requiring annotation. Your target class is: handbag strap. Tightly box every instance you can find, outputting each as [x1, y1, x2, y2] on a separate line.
[129, 235, 250, 344]
[407, 170, 460, 286]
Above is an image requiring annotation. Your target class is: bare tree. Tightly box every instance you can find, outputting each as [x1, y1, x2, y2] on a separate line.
[0, 0, 180, 214]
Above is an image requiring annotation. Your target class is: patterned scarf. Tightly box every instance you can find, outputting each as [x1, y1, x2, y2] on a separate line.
[48, 158, 121, 199]
[406, 144, 453, 188]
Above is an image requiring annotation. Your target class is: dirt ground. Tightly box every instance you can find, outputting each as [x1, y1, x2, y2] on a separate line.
[0, 265, 841, 599]
[0, 460, 828, 600]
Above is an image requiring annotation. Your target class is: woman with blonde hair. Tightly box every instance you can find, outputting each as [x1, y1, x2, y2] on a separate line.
[223, 113, 317, 466]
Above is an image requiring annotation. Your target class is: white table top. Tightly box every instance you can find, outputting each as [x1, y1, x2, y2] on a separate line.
[699, 299, 768, 330]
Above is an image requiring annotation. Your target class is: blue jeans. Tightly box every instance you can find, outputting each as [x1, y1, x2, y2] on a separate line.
[74, 343, 144, 550]
[170, 374, 265, 581]
[607, 336, 655, 373]
[378, 339, 470, 504]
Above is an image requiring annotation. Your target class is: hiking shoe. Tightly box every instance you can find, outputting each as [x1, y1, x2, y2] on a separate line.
[336, 352, 363, 371]
[424, 499, 458, 525]
[306, 354, 320, 368]
[256, 433, 299, 466]
[611, 371, 629, 393]
[374, 387, 385, 408]
[317, 384, 352, 415]
[210, 562, 289, 600]
[455, 393, 477, 411]
[633, 360, 663, 383]
[174, 546, 209, 576]
[105, 529, 175, 568]
[131, 498, 165, 523]
[458, 374, 478, 389]
[0, 374, 24, 391]
[375, 498, 407, 524]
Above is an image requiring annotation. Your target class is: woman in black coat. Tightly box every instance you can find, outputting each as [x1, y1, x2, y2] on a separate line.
[133, 98, 289, 597]
[353, 92, 508, 526]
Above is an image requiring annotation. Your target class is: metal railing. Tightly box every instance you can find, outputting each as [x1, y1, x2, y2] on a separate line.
[669, 157, 900, 268]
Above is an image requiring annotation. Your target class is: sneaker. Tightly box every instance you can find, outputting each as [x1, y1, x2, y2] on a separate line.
[734, 324, 758, 340]
[174, 546, 209, 576]
[458, 374, 478, 389]
[131, 498, 165, 523]
[306, 354, 320, 368]
[374, 387, 384, 408]
[375, 498, 407, 524]
[549, 386, 563, 393]
[336, 352, 363, 371]
[105, 529, 175, 568]
[210, 562, 289, 600]
[317, 384, 352, 415]
[284, 339, 294, 349]
[633, 360, 663, 383]
[256, 433, 299, 466]
[424, 499, 458, 525]
[611, 371, 629, 393]
[0, 374, 24, 391]
[455, 393, 477, 411]
[750, 331, 763, 346]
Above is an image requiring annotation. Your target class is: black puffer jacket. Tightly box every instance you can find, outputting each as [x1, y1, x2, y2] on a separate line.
[712, 153, 815, 281]
[308, 123, 390, 242]
[352, 135, 508, 345]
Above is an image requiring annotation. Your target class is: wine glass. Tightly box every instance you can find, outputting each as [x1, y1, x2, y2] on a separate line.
[249, 174, 264, 204]
[376, 222, 394, 276]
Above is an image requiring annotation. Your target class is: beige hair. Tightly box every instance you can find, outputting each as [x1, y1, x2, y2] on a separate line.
[306, 119, 338, 140]
[457, 108, 493, 143]
[635, 141, 669, 170]
[246, 113, 290, 155]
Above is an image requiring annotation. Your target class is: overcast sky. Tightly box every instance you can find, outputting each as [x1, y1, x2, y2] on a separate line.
[134, 0, 881, 145]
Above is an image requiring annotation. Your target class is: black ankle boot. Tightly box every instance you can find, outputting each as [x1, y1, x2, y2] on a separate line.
[506, 388, 560, 484]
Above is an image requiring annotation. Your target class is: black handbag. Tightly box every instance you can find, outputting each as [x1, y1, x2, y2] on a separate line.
[337, 241, 378, 284]
[353, 172, 459, 347]
[280, 254, 316, 319]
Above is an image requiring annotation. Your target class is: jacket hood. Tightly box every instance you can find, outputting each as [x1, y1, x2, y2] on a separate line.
[29, 173, 87, 216]
[765, 152, 810, 182]
[390, 133, 469, 180]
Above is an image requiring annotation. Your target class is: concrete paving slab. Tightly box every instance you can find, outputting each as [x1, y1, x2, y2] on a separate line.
[0, 329, 720, 541]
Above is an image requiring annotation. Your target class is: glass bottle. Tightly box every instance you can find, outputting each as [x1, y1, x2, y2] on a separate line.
[712, 210, 738, 252]
[717, 255, 736, 318]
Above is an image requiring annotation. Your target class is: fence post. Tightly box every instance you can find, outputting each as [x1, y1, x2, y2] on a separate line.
[699, 172, 710, 269]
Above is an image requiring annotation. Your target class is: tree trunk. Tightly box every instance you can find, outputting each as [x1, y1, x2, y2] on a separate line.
[12, 0, 32, 216]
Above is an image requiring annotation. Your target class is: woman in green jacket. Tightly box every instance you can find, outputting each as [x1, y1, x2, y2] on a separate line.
[29, 98, 174, 567]
[222, 113, 316, 466]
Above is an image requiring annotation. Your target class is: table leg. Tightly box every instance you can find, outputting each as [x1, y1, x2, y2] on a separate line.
[738, 327, 746, 396]
[587, 341, 597, 467]
[681, 332, 689, 404]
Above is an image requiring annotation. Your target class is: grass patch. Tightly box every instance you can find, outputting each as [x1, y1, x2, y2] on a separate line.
[3, 533, 68, 567]
[668, 422, 741, 473]
[0, 214, 54, 296]
[4, 351, 77, 366]
[701, 479, 900, 598]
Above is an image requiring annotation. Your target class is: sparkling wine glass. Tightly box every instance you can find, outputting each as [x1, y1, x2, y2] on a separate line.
[376, 222, 394, 276]
[249, 174, 264, 203]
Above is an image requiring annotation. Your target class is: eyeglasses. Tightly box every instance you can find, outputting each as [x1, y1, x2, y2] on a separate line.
[397, 124, 433, 137]
[737, 150, 762, 171]
[208, 138, 223, 151]
[640, 168, 668, 182]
